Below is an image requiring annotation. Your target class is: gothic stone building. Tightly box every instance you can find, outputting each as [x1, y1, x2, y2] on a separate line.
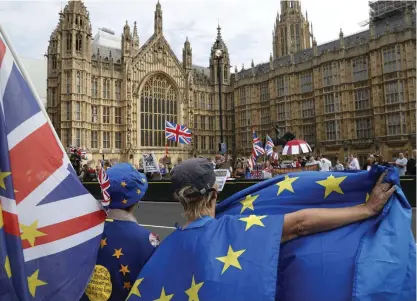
[46, 0, 416, 165]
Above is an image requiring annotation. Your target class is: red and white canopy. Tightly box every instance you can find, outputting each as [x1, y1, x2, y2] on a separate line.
[282, 140, 312, 155]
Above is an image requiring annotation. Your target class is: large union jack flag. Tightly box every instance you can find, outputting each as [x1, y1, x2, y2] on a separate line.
[252, 130, 265, 157]
[0, 29, 105, 300]
[165, 120, 192, 145]
[264, 135, 274, 157]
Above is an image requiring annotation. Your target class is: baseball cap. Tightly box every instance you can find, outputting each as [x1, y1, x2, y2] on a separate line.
[106, 163, 148, 209]
[171, 158, 216, 196]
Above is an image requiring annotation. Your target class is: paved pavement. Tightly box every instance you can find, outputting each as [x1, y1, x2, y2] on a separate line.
[135, 202, 417, 241]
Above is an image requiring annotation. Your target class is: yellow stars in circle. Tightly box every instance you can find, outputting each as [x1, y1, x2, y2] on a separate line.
[276, 175, 299, 195]
[185, 275, 204, 301]
[119, 264, 130, 276]
[121, 182, 127, 187]
[216, 245, 246, 275]
[154, 287, 174, 301]
[4, 256, 11, 278]
[239, 194, 258, 214]
[0, 170, 11, 190]
[100, 238, 107, 249]
[27, 269, 47, 297]
[239, 215, 267, 231]
[137, 189, 141, 195]
[127, 278, 144, 299]
[20, 220, 46, 247]
[113, 248, 124, 259]
[316, 174, 347, 199]
[122, 199, 128, 204]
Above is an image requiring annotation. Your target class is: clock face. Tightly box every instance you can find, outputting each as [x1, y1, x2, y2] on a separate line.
[215, 49, 222, 57]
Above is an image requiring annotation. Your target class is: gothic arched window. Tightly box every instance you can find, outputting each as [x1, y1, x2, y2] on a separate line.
[52, 55, 57, 70]
[65, 71, 71, 94]
[103, 79, 108, 99]
[140, 74, 178, 147]
[76, 33, 82, 52]
[66, 32, 72, 52]
[76, 71, 81, 93]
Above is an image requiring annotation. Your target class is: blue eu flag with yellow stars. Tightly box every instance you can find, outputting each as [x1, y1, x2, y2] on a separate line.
[128, 166, 415, 301]
[216, 166, 415, 301]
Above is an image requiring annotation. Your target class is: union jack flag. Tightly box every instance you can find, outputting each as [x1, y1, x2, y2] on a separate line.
[0, 29, 105, 300]
[97, 162, 110, 209]
[252, 130, 265, 157]
[165, 120, 192, 144]
[265, 135, 274, 157]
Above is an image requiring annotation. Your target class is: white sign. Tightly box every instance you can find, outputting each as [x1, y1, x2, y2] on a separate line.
[214, 169, 230, 192]
[143, 153, 160, 173]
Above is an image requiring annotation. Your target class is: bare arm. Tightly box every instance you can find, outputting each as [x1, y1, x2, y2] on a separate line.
[281, 171, 396, 242]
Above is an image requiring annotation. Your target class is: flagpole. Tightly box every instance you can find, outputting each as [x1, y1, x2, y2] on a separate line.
[0, 25, 68, 158]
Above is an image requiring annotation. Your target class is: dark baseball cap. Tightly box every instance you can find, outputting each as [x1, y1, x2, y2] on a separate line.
[171, 158, 216, 196]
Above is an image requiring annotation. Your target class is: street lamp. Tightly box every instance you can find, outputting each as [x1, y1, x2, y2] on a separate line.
[214, 47, 224, 153]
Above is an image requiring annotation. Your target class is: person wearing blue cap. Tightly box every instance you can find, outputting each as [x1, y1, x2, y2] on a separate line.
[81, 163, 159, 301]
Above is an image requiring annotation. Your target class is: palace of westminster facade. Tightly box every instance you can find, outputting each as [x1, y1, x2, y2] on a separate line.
[46, 0, 416, 164]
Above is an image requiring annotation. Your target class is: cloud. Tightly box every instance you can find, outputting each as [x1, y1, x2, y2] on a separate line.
[0, 0, 370, 68]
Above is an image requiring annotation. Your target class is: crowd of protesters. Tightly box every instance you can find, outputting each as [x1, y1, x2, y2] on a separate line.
[75, 150, 416, 182]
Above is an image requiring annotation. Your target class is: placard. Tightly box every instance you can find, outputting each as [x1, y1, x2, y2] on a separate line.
[214, 169, 230, 191]
[143, 153, 160, 173]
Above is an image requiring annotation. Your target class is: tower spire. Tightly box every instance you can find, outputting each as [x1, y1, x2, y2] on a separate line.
[154, 0, 163, 34]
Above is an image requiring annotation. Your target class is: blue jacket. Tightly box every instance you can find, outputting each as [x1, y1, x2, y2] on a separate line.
[81, 218, 158, 301]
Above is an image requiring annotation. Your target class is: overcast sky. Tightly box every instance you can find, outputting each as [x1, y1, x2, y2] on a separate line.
[0, 0, 370, 68]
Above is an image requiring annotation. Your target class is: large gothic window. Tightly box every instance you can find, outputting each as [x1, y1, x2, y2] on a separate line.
[76, 33, 82, 52]
[66, 32, 72, 52]
[140, 75, 178, 147]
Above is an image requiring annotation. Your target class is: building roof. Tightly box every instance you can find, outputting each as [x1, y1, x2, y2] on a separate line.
[236, 9, 415, 80]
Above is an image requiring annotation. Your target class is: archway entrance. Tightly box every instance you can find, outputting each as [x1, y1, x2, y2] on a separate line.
[140, 74, 178, 147]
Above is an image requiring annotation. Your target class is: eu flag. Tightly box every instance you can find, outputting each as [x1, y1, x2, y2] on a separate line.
[216, 166, 416, 301]
[127, 215, 284, 301]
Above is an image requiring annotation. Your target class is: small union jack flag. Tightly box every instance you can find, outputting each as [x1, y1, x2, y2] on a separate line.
[98, 162, 110, 209]
[252, 130, 265, 157]
[165, 120, 192, 144]
[265, 135, 274, 157]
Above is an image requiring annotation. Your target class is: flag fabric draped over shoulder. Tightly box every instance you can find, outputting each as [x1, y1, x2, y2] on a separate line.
[216, 166, 416, 301]
[0, 29, 105, 301]
[127, 215, 284, 301]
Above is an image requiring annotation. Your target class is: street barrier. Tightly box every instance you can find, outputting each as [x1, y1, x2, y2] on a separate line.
[83, 176, 416, 207]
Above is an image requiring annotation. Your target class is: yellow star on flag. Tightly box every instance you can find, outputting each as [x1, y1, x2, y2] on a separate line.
[20, 220, 47, 247]
[0, 170, 11, 190]
[276, 175, 299, 195]
[137, 189, 141, 195]
[113, 248, 124, 259]
[154, 287, 174, 301]
[127, 278, 144, 299]
[316, 174, 347, 199]
[366, 193, 370, 202]
[0, 204, 3, 229]
[123, 281, 132, 290]
[121, 181, 127, 187]
[239, 215, 267, 231]
[141, 178, 147, 183]
[240, 194, 259, 214]
[216, 245, 246, 274]
[119, 264, 130, 276]
[185, 275, 204, 301]
[122, 199, 128, 204]
[4, 256, 11, 278]
[100, 238, 107, 249]
[27, 269, 47, 297]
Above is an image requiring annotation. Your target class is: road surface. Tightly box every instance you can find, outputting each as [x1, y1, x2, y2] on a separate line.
[135, 202, 417, 240]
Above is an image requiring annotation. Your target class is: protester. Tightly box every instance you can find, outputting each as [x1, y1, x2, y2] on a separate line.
[234, 159, 245, 178]
[394, 152, 408, 176]
[347, 153, 360, 170]
[406, 150, 416, 175]
[362, 156, 374, 171]
[319, 155, 332, 171]
[127, 158, 396, 301]
[81, 163, 159, 301]
[333, 159, 344, 171]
